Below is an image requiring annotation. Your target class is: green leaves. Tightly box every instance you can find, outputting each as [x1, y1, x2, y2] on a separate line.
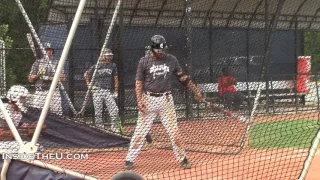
[304, 32, 320, 73]
[0, 24, 13, 51]
[0, 0, 50, 87]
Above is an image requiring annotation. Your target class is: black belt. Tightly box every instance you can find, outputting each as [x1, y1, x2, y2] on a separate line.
[36, 87, 55, 91]
[146, 91, 171, 97]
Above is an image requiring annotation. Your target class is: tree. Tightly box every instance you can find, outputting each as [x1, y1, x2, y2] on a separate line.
[0, 0, 50, 88]
[304, 32, 320, 74]
[0, 24, 13, 89]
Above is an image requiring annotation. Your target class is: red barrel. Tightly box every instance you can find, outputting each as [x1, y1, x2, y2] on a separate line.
[296, 56, 311, 94]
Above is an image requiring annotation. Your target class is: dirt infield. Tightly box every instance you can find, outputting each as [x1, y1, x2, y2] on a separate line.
[306, 150, 320, 180]
[39, 147, 320, 180]
[38, 112, 320, 179]
[254, 112, 319, 123]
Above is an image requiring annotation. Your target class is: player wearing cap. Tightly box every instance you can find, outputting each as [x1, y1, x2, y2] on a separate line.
[28, 42, 65, 116]
[84, 48, 120, 132]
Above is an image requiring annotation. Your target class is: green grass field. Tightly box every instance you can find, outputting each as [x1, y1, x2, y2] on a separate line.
[249, 119, 320, 149]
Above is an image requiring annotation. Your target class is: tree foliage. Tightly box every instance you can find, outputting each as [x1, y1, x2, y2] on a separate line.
[304, 32, 320, 74]
[0, 0, 50, 88]
[0, 24, 13, 50]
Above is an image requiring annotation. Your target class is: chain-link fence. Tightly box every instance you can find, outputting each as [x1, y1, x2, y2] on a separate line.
[1, 0, 320, 180]
[0, 40, 5, 97]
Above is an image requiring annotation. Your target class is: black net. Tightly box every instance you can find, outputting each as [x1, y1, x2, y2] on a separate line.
[1, 0, 320, 179]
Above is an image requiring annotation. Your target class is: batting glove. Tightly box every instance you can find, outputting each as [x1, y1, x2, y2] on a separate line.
[113, 92, 118, 99]
[41, 76, 50, 81]
[37, 68, 45, 77]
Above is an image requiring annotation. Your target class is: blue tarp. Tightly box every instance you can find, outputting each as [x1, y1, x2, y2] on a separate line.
[0, 159, 82, 180]
[21, 108, 130, 149]
[0, 108, 130, 180]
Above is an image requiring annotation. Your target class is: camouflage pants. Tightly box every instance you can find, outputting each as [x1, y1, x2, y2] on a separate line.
[31, 89, 63, 116]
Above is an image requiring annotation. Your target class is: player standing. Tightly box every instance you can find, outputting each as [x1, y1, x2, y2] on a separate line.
[84, 48, 120, 132]
[124, 35, 205, 170]
[28, 42, 65, 116]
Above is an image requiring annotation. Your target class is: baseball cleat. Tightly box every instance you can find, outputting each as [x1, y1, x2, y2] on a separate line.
[180, 158, 191, 169]
[111, 125, 120, 133]
[96, 124, 105, 130]
[239, 116, 249, 123]
[125, 161, 134, 170]
[145, 133, 152, 143]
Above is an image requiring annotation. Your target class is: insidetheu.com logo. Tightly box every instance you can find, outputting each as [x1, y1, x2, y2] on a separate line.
[1, 152, 89, 160]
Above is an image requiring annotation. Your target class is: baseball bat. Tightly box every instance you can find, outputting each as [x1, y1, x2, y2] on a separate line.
[17, 0, 77, 115]
[204, 98, 248, 121]
[79, 0, 122, 114]
[26, 33, 36, 58]
[25, 33, 78, 115]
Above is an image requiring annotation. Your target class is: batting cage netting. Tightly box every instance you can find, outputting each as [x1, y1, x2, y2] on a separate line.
[1, 0, 320, 179]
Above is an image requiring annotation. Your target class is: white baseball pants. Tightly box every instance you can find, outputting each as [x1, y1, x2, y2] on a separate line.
[92, 89, 119, 130]
[32, 89, 63, 116]
[125, 92, 187, 164]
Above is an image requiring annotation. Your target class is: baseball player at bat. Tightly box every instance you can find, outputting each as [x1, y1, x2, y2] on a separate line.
[124, 35, 205, 170]
[84, 48, 121, 132]
[28, 42, 65, 116]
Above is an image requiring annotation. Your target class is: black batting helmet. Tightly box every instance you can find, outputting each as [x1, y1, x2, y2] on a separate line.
[111, 171, 143, 180]
[147, 35, 168, 50]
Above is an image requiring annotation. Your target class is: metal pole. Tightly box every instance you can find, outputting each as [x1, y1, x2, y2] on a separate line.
[65, 15, 75, 117]
[31, 0, 88, 146]
[79, 0, 123, 114]
[316, 75, 319, 110]
[298, 128, 320, 180]
[15, 0, 77, 115]
[0, 99, 24, 147]
[118, 1, 125, 121]
[270, 76, 275, 113]
[0, 40, 6, 97]
[238, 0, 285, 152]
[185, 0, 193, 120]
[0, 157, 11, 180]
[209, 14, 214, 83]
[88, 0, 99, 121]
[264, 0, 270, 113]
[246, 29, 251, 113]
[261, 0, 270, 81]
[294, 21, 300, 111]
[261, 0, 285, 114]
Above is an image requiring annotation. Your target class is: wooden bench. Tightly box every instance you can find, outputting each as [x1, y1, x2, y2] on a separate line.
[197, 80, 307, 109]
